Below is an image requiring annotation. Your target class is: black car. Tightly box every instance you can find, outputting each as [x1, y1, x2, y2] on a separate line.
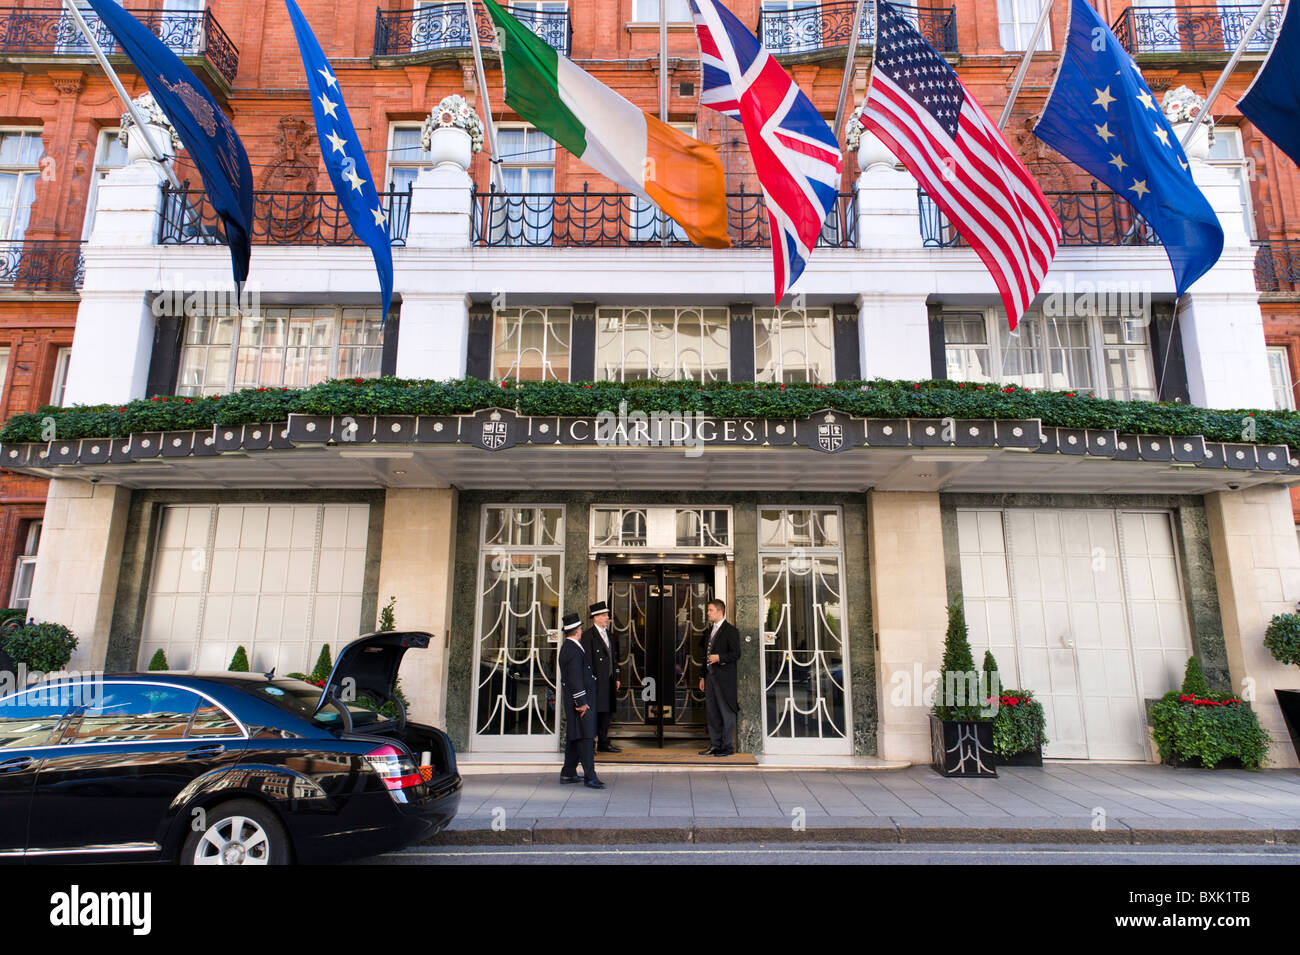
[0, 631, 460, 864]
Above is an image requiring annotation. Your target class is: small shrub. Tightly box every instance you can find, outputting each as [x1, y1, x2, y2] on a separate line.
[378, 596, 396, 632]
[2, 622, 77, 672]
[309, 644, 333, 684]
[1181, 655, 1210, 697]
[228, 646, 250, 672]
[1264, 612, 1300, 667]
[147, 649, 169, 671]
[933, 599, 987, 722]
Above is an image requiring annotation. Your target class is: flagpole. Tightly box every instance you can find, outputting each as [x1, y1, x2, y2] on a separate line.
[658, 0, 669, 243]
[833, 0, 868, 137]
[466, 0, 504, 192]
[1179, 0, 1274, 147]
[996, 0, 1055, 131]
[62, 0, 183, 190]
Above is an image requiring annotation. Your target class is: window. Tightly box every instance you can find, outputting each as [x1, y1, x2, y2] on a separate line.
[387, 124, 429, 195]
[1268, 346, 1295, 411]
[942, 309, 1156, 401]
[177, 306, 383, 397]
[760, 1, 823, 54]
[997, 0, 1051, 51]
[50, 347, 72, 407]
[759, 507, 849, 747]
[10, 519, 41, 612]
[410, 0, 474, 52]
[489, 125, 557, 246]
[754, 307, 835, 383]
[0, 346, 10, 406]
[596, 306, 730, 382]
[140, 503, 370, 674]
[0, 130, 44, 243]
[67, 684, 202, 744]
[1206, 126, 1255, 239]
[0, 687, 67, 749]
[473, 506, 565, 742]
[633, 0, 693, 22]
[493, 307, 571, 381]
[630, 123, 695, 243]
[82, 129, 128, 240]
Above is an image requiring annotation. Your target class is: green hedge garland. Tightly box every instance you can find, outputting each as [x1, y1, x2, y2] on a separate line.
[2, 376, 1298, 452]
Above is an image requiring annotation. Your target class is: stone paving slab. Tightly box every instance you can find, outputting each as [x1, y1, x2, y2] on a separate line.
[427, 764, 1300, 845]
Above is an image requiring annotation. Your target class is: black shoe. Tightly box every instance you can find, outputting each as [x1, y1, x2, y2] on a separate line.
[560, 775, 581, 784]
[712, 748, 735, 757]
[584, 778, 607, 789]
[698, 746, 718, 756]
[597, 743, 622, 753]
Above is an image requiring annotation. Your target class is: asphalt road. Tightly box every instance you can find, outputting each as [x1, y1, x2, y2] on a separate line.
[350, 843, 1300, 865]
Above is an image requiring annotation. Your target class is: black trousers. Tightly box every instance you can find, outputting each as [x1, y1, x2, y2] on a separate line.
[596, 710, 613, 745]
[705, 677, 737, 750]
[561, 737, 596, 779]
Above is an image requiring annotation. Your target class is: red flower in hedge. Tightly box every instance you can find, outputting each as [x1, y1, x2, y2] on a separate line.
[354, 378, 363, 385]
[182, 398, 193, 405]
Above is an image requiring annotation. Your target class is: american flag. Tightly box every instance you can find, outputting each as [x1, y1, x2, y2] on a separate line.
[864, 0, 1059, 329]
[692, 0, 843, 303]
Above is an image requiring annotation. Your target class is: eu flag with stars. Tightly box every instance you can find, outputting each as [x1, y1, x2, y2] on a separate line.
[285, 0, 393, 320]
[85, 0, 254, 286]
[1239, 0, 1300, 171]
[1034, 0, 1223, 296]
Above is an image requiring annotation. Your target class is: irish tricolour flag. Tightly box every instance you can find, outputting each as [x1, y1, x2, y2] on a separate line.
[483, 0, 730, 248]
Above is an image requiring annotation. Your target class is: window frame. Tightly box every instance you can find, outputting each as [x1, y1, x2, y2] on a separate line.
[1267, 344, 1295, 411]
[996, 0, 1052, 52]
[82, 128, 127, 241]
[631, 0, 695, 24]
[49, 346, 72, 407]
[1205, 125, 1256, 240]
[595, 305, 731, 383]
[0, 128, 44, 243]
[941, 307, 1158, 402]
[753, 306, 836, 384]
[491, 306, 573, 382]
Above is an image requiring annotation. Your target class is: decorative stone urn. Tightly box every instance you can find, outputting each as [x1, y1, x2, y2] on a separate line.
[421, 94, 484, 172]
[1161, 85, 1213, 163]
[120, 92, 182, 166]
[844, 102, 898, 173]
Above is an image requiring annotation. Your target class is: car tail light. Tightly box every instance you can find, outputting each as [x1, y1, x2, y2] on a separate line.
[365, 744, 423, 791]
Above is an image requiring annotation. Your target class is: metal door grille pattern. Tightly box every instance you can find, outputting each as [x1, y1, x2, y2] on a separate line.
[473, 506, 564, 738]
[759, 508, 848, 740]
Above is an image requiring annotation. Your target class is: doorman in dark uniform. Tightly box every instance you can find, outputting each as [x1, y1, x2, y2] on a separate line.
[581, 600, 621, 753]
[558, 612, 605, 789]
[698, 598, 741, 757]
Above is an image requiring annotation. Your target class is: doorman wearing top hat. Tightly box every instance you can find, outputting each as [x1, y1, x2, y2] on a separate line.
[581, 600, 621, 753]
[558, 612, 604, 788]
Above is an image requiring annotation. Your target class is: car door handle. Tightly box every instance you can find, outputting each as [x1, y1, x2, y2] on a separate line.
[0, 757, 34, 773]
[184, 744, 225, 760]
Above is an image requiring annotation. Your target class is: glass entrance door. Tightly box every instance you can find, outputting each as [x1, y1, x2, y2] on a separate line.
[607, 565, 712, 746]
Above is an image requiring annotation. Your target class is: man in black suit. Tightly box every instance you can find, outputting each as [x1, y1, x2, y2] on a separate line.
[581, 600, 621, 753]
[698, 598, 741, 757]
[558, 612, 605, 789]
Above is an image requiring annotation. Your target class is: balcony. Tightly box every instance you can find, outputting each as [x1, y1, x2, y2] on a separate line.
[0, 6, 239, 88]
[757, 0, 957, 57]
[0, 240, 83, 292]
[920, 185, 1160, 248]
[373, 2, 570, 60]
[1111, 4, 1281, 57]
[469, 185, 858, 249]
[158, 182, 413, 247]
[1255, 239, 1300, 294]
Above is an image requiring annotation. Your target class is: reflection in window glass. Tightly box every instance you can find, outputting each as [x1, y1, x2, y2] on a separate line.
[597, 307, 730, 382]
[69, 684, 200, 744]
[0, 688, 67, 749]
[754, 308, 834, 383]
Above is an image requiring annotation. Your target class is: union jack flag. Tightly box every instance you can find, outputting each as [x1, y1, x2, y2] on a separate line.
[691, 0, 843, 303]
[863, 0, 1059, 329]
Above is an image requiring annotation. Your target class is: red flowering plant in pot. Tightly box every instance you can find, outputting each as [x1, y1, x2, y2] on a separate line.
[1149, 657, 1270, 769]
[982, 651, 1048, 766]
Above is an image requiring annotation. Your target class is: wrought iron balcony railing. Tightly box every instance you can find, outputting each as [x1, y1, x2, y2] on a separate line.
[1111, 3, 1281, 56]
[1255, 239, 1300, 293]
[0, 240, 83, 291]
[470, 185, 858, 249]
[374, 2, 571, 58]
[920, 185, 1160, 248]
[758, 0, 957, 55]
[0, 7, 239, 85]
[158, 182, 413, 247]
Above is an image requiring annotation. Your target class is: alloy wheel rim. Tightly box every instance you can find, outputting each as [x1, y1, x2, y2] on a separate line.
[193, 815, 271, 865]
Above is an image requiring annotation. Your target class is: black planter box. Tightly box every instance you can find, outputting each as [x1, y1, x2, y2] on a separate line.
[1277, 690, 1300, 762]
[930, 714, 998, 777]
[1163, 754, 1246, 770]
[996, 745, 1043, 767]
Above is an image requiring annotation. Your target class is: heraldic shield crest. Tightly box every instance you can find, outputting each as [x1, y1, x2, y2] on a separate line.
[480, 410, 509, 451]
[818, 421, 844, 453]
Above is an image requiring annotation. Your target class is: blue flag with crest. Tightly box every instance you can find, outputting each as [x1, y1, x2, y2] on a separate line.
[1239, 0, 1300, 171]
[284, 0, 393, 321]
[1034, 0, 1223, 296]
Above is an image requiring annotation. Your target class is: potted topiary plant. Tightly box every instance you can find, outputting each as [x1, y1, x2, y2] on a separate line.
[1149, 656, 1271, 769]
[983, 651, 1049, 766]
[930, 598, 997, 777]
[309, 643, 333, 684]
[228, 645, 250, 672]
[2, 621, 77, 674]
[1264, 611, 1300, 761]
[147, 648, 169, 671]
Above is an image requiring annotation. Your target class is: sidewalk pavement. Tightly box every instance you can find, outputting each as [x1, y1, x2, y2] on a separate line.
[428, 764, 1300, 845]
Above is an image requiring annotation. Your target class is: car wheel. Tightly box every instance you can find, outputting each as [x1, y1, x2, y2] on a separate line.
[181, 799, 290, 866]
